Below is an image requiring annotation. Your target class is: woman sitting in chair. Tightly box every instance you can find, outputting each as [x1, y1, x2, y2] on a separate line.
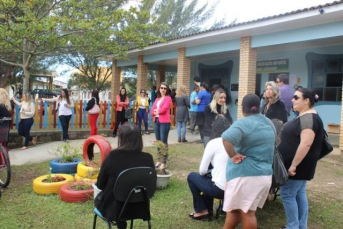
[95, 124, 154, 229]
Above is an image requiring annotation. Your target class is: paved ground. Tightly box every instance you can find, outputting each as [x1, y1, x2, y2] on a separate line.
[8, 130, 341, 166]
[8, 128, 202, 165]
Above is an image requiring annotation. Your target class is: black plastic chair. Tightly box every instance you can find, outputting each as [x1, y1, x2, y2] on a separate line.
[93, 167, 157, 229]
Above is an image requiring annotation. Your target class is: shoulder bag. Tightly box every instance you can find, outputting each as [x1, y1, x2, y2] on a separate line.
[88, 97, 100, 114]
[125, 108, 132, 119]
[318, 129, 333, 160]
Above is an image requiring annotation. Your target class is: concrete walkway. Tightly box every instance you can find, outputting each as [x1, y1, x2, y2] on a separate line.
[8, 128, 202, 165]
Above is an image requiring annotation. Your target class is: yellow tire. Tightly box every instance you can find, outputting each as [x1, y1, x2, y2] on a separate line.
[77, 162, 99, 179]
[33, 174, 74, 195]
[74, 173, 97, 183]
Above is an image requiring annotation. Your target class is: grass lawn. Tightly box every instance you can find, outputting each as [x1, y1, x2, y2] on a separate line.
[1, 143, 342, 228]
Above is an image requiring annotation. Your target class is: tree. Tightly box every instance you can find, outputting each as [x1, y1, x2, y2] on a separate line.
[0, 0, 163, 93]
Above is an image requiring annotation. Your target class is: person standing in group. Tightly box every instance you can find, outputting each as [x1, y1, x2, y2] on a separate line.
[292, 85, 303, 117]
[203, 89, 233, 147]
[150, 82, 172, 169]
[113, 88, 129, 138]
[189, 85, 199, 134]
[0, 88, 12, 150]
[278, 88, 323, 229]
[150, 86, 157, 104]
[276, 74, 293, 116]
[85, 90, 100, 136]
[136, 89, 150, 135]
[11, 93, 36, 150]
[262, 81, 288, 123]
[42, 89, 74, 142]
[175, 85, 190, 143]
[187, 116, 231, 221]
[222, 94, 275, 229]
[195, 82, 211, 143]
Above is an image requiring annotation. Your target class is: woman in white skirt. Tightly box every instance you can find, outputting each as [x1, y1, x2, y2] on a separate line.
[221, 94, 275, 229]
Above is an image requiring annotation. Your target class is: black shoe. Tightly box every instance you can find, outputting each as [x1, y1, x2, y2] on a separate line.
[113, 134, 116, 138]
[189, 213, 211, 221]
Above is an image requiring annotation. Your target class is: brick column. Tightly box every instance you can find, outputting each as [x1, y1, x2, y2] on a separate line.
[137, 55, 148, 96]
[177, 48, 191, 94]
[237, 37, 257, 119]
[111, 60, 121, 101]
[156, 65, 166, 87]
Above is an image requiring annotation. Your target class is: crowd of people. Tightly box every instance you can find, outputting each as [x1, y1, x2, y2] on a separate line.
[1, 73, 326, 229]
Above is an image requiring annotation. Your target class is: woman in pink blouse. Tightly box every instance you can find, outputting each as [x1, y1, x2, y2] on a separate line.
[113, 88, 129, 138]
[150, 82, 172, 169]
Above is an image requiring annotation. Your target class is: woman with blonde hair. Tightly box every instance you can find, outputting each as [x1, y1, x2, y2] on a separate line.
[262, 81, 287, 123]
[0, 88, 12, 150]
[175, 85, 190, 142]
[42, 88, 74, 142]
[12, 92, 36, 150]
[203, 89, 233, 147]
[136, 89, 150, 135]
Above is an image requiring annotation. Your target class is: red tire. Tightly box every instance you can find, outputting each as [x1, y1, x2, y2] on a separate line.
[59, 181, 94, 203]
[82, 135, 111, 166]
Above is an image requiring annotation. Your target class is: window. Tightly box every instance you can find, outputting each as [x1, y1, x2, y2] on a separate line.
[311, 58, 343, 102]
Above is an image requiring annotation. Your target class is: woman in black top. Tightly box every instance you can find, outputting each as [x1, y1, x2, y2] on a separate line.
[96, 124, 154, 229]
[277, 88, 323, 229]
[203, 89, 233, 147]
[0, 88, 12, 150]
[262, 81, 287, 123]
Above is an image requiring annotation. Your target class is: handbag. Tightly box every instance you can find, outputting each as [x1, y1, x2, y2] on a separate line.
[271, 147, 289, 189]
[125, 108, 132, 119]
[88, 97, 100, 114]
[318, 129, 333, 160]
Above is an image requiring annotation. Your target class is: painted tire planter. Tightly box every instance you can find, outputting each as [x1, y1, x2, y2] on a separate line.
[77, 162, 99, 179]
[33, 174, 74, 195]
[74, 173, 97, 182]
[59, 181, 94, 203]
[156, 169, 172, 190]
[82, 135, 111, 166]
[50, 158, 83, 174]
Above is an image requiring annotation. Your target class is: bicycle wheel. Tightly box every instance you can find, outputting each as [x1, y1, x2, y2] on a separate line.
[0, 145, 11, 188]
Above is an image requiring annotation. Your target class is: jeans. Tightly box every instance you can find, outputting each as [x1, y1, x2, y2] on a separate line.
[59, 115, 72, 140]
[187, 172, 224, 212]
[177, 121, 186, 139]
[189, 111, 197, 132]
[154, 118, 170, 164]
[280, 179, 308, 229]
[18, 118, 33, 147]
[137, 108, 148, 132]
[89, 113, 99, 136]
[203, 136, 210, 148]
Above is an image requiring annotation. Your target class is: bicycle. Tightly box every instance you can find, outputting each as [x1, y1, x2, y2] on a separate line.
[0, 117, 12, 192]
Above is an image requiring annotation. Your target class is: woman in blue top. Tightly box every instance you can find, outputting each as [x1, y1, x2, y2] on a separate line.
[221, 94, 275, 229]
[195, 82, 211, 143]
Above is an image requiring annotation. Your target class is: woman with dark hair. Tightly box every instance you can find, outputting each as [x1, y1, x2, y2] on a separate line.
[113, 88, 129, 138]
[0, 88, 12, 150]
[278, 88, 323, 229]
[85, 90, 100, 136]
[262, 81, 288, 123]
[12, 92, 36, 149]
[42, 88, 74, 142]
[136, 89, 150, 135]
[95, 124, 154, 229]
[195, 82, 211, 143]
[150, 82, 172, 169]
[222, 94, 275, 229]
[203, 89, 233, 147]
[187, 116, 231, 220]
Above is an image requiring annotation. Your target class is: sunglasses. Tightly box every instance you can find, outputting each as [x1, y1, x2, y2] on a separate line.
[160, 87, 167, 90]
[293, 95, 301, 100]
[141, 91, 145, 93]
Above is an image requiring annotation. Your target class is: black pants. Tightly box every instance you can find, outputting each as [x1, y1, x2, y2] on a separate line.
[113, 110, 127, 135]
[18, 118, 34, 147]
[59, 115, 72, 140]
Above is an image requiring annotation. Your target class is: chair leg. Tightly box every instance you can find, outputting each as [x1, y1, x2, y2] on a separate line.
[93, 214, 97, 229]
[148, 220, 151, 229]
[130, 219, 133, 229]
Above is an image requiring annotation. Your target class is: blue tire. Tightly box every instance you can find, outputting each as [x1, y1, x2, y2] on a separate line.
[50, 158, 83, 174]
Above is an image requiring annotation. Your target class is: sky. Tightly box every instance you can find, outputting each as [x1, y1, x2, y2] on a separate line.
[55, 0, 335, 82]
[214, 0, 334, 24]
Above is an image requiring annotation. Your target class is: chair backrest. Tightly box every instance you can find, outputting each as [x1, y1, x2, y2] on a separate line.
[113, 167, 157, 203]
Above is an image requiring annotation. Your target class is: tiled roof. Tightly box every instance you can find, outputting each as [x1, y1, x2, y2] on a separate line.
[149, 0, 343, 45]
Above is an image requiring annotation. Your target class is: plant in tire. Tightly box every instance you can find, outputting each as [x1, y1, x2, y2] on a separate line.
[33, 171, 74, 195]
[59, 181, 94, 203]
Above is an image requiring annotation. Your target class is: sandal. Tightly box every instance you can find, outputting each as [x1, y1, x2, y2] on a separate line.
[21, 146, 28, 150]
[145, 132, 150, 135]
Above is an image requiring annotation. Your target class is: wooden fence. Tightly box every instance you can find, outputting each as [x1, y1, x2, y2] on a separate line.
[10, 99, 176, 131]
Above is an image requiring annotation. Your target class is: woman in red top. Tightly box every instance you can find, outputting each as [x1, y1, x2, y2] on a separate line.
[150, 82, 172, 169]
[113, 88, 129, 138]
